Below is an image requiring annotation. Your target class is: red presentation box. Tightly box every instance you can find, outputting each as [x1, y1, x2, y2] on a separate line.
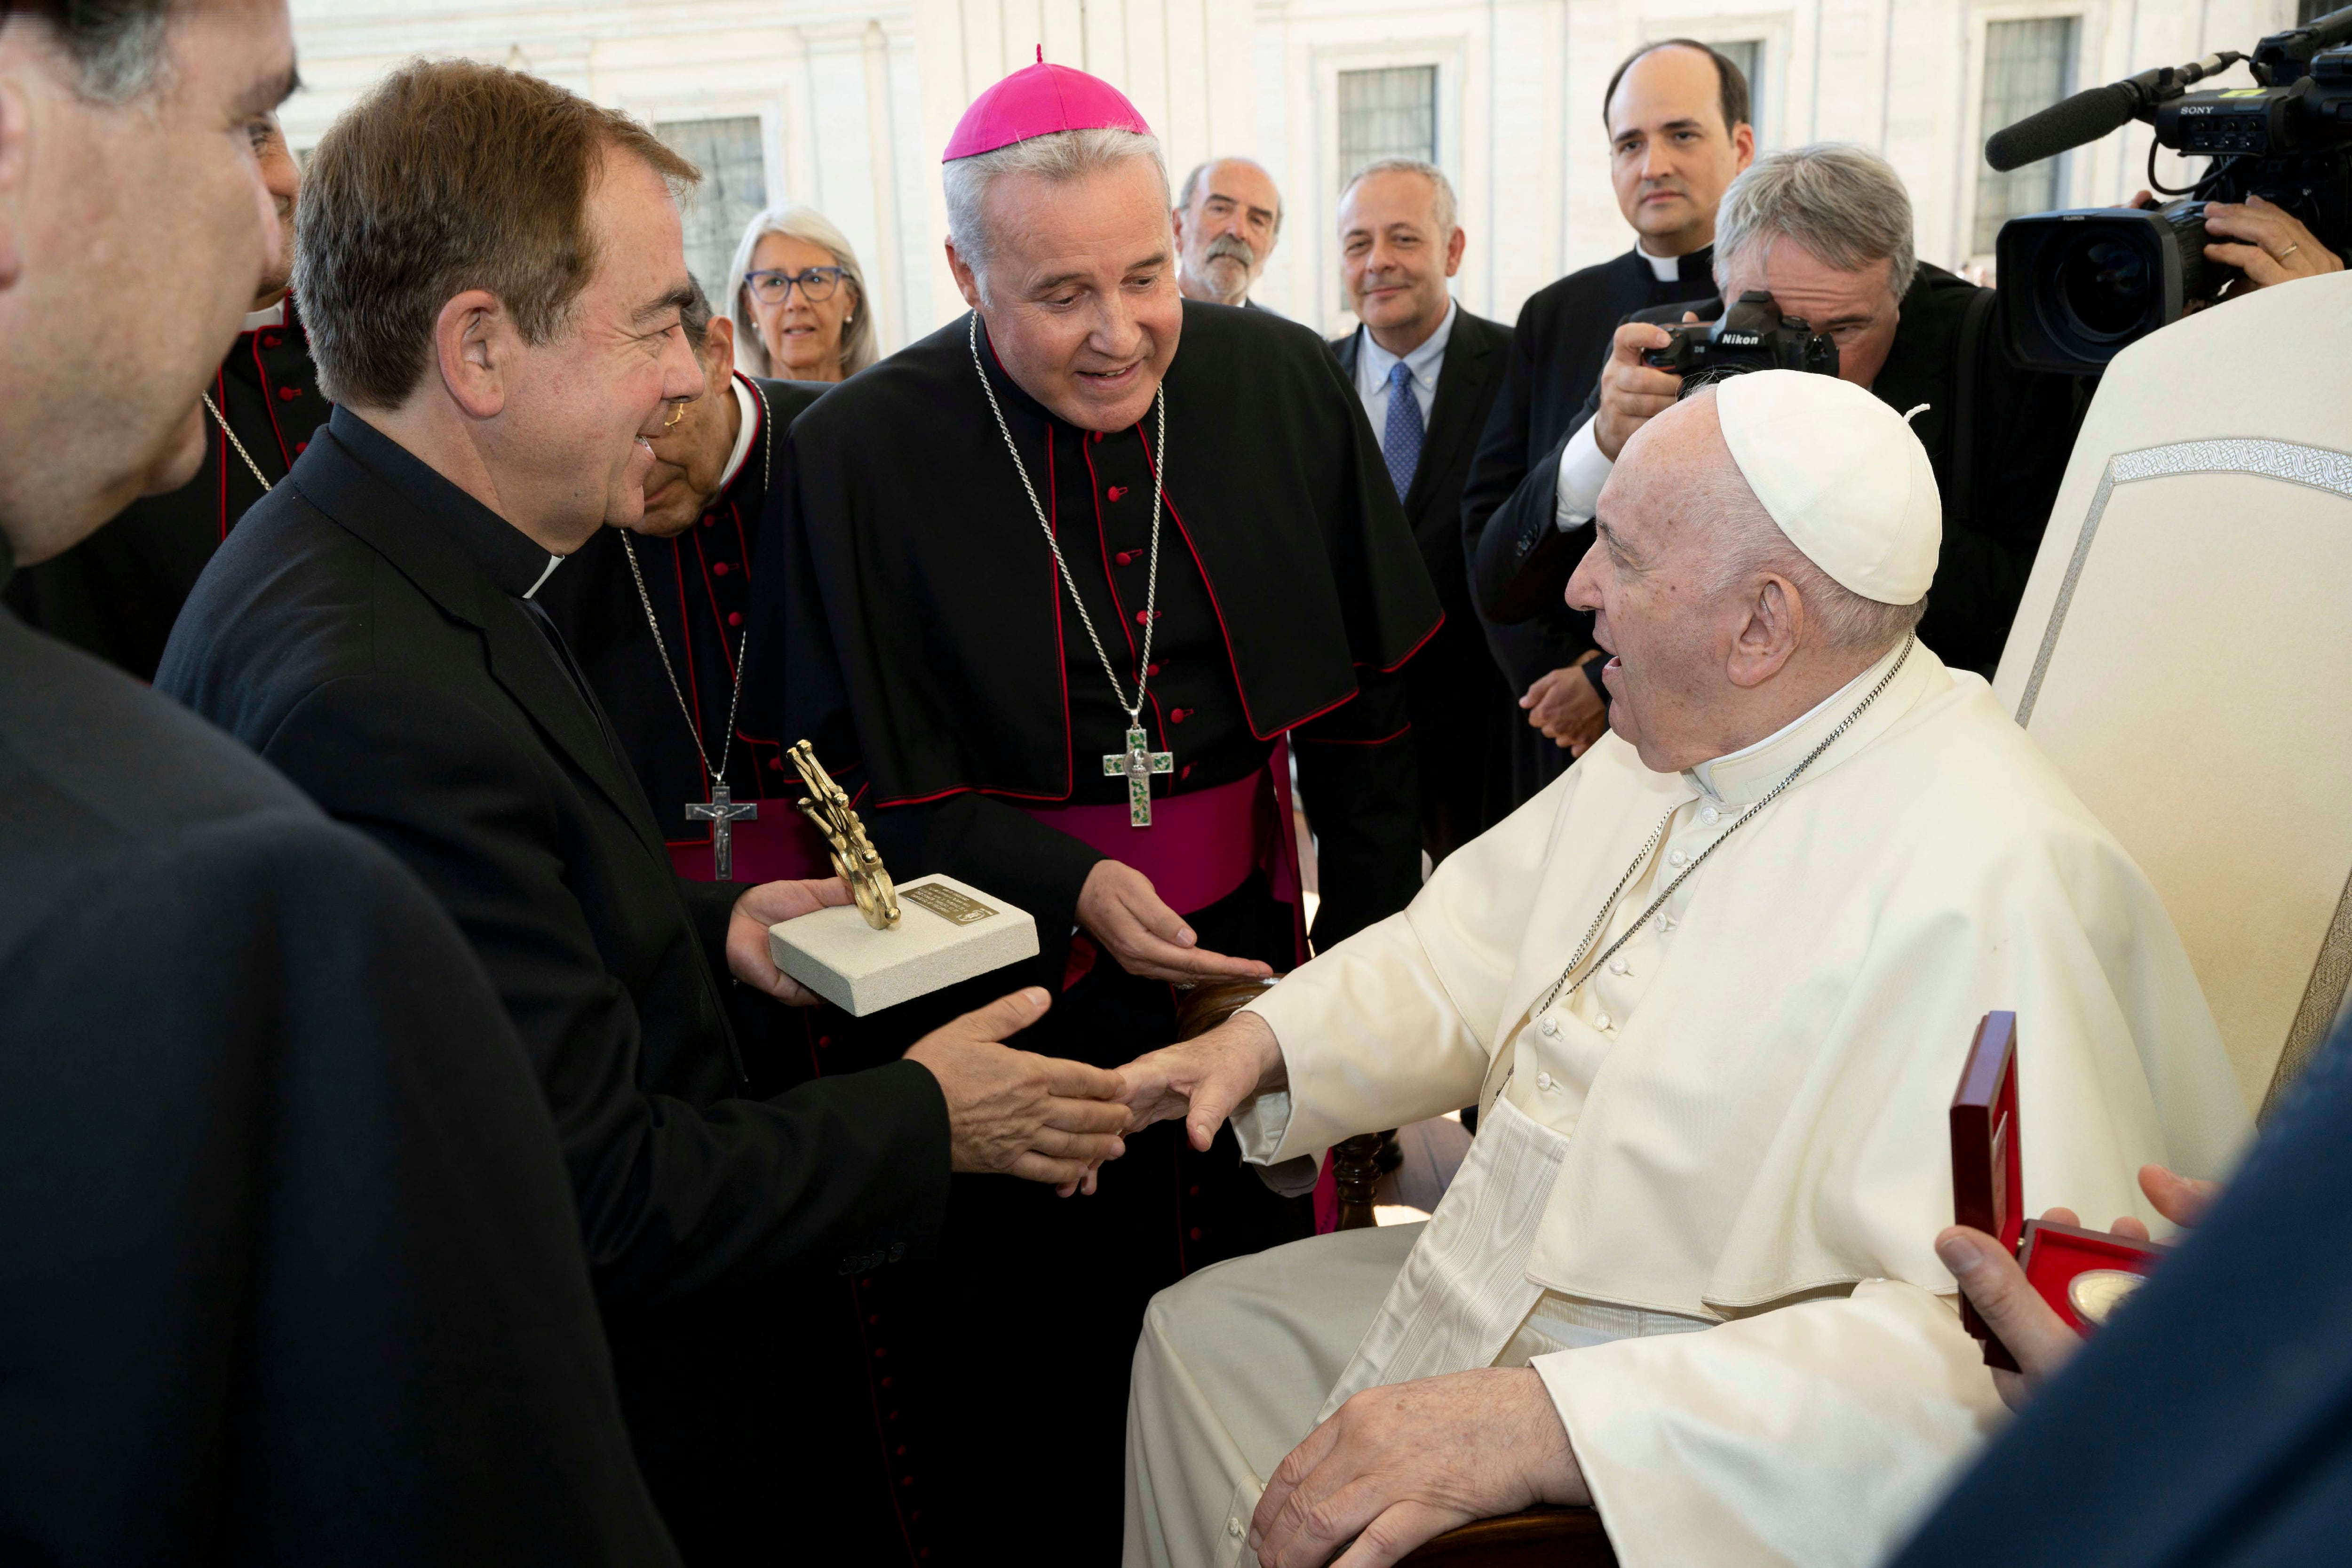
[1948, 1012, 2168, 1370]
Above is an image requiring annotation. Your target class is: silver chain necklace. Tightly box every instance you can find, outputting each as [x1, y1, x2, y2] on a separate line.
[619, 377, 773, 877]
[968, 311, 1176, 826]
[1530, 636, 1916, 1021]
[202, 390, 276, 493]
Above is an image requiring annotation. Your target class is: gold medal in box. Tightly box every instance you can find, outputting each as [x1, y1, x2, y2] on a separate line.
[766, 742, 1040, 1016]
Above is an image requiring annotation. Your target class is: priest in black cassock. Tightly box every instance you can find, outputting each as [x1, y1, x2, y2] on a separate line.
[744, 56, 1440, 1560]
[0, 4, 675, 1560]
[1460, 39, 1752, 806]
[3, 113, 326, 681]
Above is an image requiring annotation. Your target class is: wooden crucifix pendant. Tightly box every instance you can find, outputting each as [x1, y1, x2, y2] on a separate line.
[1103, 725, 1174, 827]
[684, 779, 759, 880]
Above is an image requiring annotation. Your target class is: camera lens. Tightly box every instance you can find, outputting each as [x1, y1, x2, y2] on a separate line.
[2054, 233, 2156, 341]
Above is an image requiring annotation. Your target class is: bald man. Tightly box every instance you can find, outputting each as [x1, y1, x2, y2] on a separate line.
[1175, 156, 1283, 308]
[1117, 372, 2245, 1568]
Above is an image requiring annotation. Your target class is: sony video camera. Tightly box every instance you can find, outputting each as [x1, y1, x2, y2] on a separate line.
[1640, 290, 1839, 385]
[1987, 5, 2352, 373]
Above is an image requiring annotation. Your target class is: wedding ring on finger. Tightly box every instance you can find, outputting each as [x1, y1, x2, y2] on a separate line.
[2274, 243, 2302, 264]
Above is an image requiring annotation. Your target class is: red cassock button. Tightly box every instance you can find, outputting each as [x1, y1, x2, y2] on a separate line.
[1146, 662, 1160, 676]
[294, 441, 307, 454]
[1188, 1227, 1203, 1241]
[276, 386, 299, 401]
[727, 611, 743, 627]
[712, 561, 730, 576]
[1114, 550, 1135, 565]
[1169, 708, 1191, 724]
[261, 334, 283, 349]
[1108, 485, 1129, 502]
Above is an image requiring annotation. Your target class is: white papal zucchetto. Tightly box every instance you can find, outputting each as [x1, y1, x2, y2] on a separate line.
[1713, 369, 1942, 606]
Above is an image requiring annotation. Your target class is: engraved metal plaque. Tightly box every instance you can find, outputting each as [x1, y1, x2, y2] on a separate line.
[902, 882, 999, 926]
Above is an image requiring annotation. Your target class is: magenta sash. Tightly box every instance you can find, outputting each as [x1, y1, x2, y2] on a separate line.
[1018, 747, 1300, 926]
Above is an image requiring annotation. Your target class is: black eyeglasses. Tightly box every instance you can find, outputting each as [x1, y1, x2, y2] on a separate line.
[745, 265, 846, 304]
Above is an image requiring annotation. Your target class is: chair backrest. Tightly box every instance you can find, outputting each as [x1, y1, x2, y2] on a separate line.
[1992, 272, 2352, 1117]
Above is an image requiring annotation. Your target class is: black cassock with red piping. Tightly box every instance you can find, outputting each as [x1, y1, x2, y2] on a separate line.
[742, 299, 1441, 1563]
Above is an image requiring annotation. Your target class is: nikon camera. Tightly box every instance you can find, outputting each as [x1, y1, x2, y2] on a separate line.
[1640, 290, 1841, 384]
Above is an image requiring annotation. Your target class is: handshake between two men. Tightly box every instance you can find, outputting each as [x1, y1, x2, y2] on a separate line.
[739, 857, 1278, 1195]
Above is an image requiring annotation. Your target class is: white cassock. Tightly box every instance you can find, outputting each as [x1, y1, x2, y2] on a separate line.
[1124, 636, 2249, 1568]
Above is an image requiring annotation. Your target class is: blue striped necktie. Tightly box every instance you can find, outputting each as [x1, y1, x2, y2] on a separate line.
[1381, 358, 1422, 502]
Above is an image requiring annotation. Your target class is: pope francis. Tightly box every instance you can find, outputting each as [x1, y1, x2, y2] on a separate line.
[1115, 370, 2249, 1568]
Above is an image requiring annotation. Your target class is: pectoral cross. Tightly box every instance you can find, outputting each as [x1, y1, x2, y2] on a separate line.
[685, 780, 759, 880]
[1104, 725, 1174, 827]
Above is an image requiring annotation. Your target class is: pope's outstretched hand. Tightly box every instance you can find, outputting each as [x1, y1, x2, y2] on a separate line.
[1116, 1010, 1287, 1152]
[904, 988, 1131, 1196]
[1936, 1162, 2218, 1411]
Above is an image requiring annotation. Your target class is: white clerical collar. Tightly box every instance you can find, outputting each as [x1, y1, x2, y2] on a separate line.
[522, 554, 564, 599]
[714, 373, 760, 499]
[1359, 297, 1458, 396]
[1633, 243, 1684, 284]
[243, 298, 287, 332]
[1686, 638, 1915, 804]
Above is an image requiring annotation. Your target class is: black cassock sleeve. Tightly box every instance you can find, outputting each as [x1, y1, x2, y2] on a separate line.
[1293, 665, 1420, 951]
[0, 814, 679, 1564]
[256, 672, 952, 1312]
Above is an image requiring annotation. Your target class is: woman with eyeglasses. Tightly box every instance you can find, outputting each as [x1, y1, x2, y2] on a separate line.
[726, 204, 878, 383]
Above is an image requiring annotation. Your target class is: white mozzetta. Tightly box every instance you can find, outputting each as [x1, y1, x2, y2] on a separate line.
[767, 873, 1037, 1016]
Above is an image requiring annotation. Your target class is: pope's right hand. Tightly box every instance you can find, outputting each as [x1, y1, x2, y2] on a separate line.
[1116, 1011, 1287, 1152]
[903, 988, 1131, 1195]
[1936, 1162, 2218, 1412]
[1593, 316, 1694, 460]
[1077, 859, 1277, 983]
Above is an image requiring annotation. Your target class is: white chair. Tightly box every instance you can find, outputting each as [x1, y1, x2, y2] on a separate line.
[1992, 271, 2352, 1116]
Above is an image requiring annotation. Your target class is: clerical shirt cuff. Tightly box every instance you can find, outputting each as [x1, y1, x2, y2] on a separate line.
[1554, 421, 1612, 532]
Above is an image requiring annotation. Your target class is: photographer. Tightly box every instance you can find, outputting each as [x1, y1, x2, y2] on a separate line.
[1475, 143, 2085, 678]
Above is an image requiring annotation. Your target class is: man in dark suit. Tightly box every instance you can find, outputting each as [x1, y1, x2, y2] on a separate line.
[3, 113, 326, 681]
[0, 2, 677, 1559]
[158, 58, 1129, 1562]
[1330, 158, 1514, 863]
[1461, 40, 1753, 806]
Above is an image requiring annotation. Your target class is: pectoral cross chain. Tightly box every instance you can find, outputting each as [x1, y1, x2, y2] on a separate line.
[1104, 726, 1174, 827]
[684, 780, 760, 880]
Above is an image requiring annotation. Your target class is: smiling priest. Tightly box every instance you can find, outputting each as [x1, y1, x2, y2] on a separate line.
[1116, 370, 2251, 1568]
[746, 53, 1440, 1557]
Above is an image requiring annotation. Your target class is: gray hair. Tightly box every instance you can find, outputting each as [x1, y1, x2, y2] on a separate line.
[946, 128, 1169, 298]
[1713, 143, 1917, 301]
[18, 0, 175, 102]
[1175, 154, 1282, 235]
[726, 202, 878, 378]
[1339, 158, 1457, 238]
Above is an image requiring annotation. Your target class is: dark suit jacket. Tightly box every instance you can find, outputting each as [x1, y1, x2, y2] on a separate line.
[1890, 1010, 2352, 1568]
[1331, 305, 1517, 860]
[156, 407, 951, 1558]
[0, 543, 675, 1564]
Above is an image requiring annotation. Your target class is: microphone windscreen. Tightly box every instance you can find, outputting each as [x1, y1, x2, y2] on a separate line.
[1984, 84, 2138, 173]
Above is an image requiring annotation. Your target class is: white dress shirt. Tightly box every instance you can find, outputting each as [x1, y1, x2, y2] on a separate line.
[1352, 297, 1457, 434]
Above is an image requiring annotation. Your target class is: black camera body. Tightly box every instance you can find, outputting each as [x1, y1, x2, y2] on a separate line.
[1994, 9, 2352, 372]
[1640, 291, 1840, 383]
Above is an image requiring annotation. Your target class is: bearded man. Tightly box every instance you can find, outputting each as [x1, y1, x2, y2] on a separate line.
[1118, 371, 2248, 1568]
[747, 55, 1438, 1559]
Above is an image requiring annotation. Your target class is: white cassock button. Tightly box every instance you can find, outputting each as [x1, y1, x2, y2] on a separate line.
[1228, 1519, 1244, 1538]
[1669, 849, 1688, 867]
[1594, 1013, 1612, 1031]
[1540, 1016, 1560, 1038]
[1608, 958, 1628, 975]
[1660, 917, 1677, 932]
[1536, 1071, 1556, 1091]
[1701, 805, 1720, 824]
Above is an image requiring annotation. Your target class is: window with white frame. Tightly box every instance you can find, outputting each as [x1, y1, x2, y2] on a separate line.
[1972, 18, 2080, 254]
[1715, 39, 1765, 145]
[1336, 66, 1437, 188]
[654, 117, 769, 305]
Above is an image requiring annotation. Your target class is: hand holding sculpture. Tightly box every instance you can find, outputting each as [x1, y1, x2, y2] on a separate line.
[1250, 1367, 1589, 1568]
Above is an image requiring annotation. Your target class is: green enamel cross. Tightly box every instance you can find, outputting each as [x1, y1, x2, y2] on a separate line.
[1104, 725, 1174, 827]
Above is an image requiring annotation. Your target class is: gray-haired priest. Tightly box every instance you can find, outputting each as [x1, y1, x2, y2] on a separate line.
[1116, 371, 2248, 1568]
[745, 54, 1438, 1559]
